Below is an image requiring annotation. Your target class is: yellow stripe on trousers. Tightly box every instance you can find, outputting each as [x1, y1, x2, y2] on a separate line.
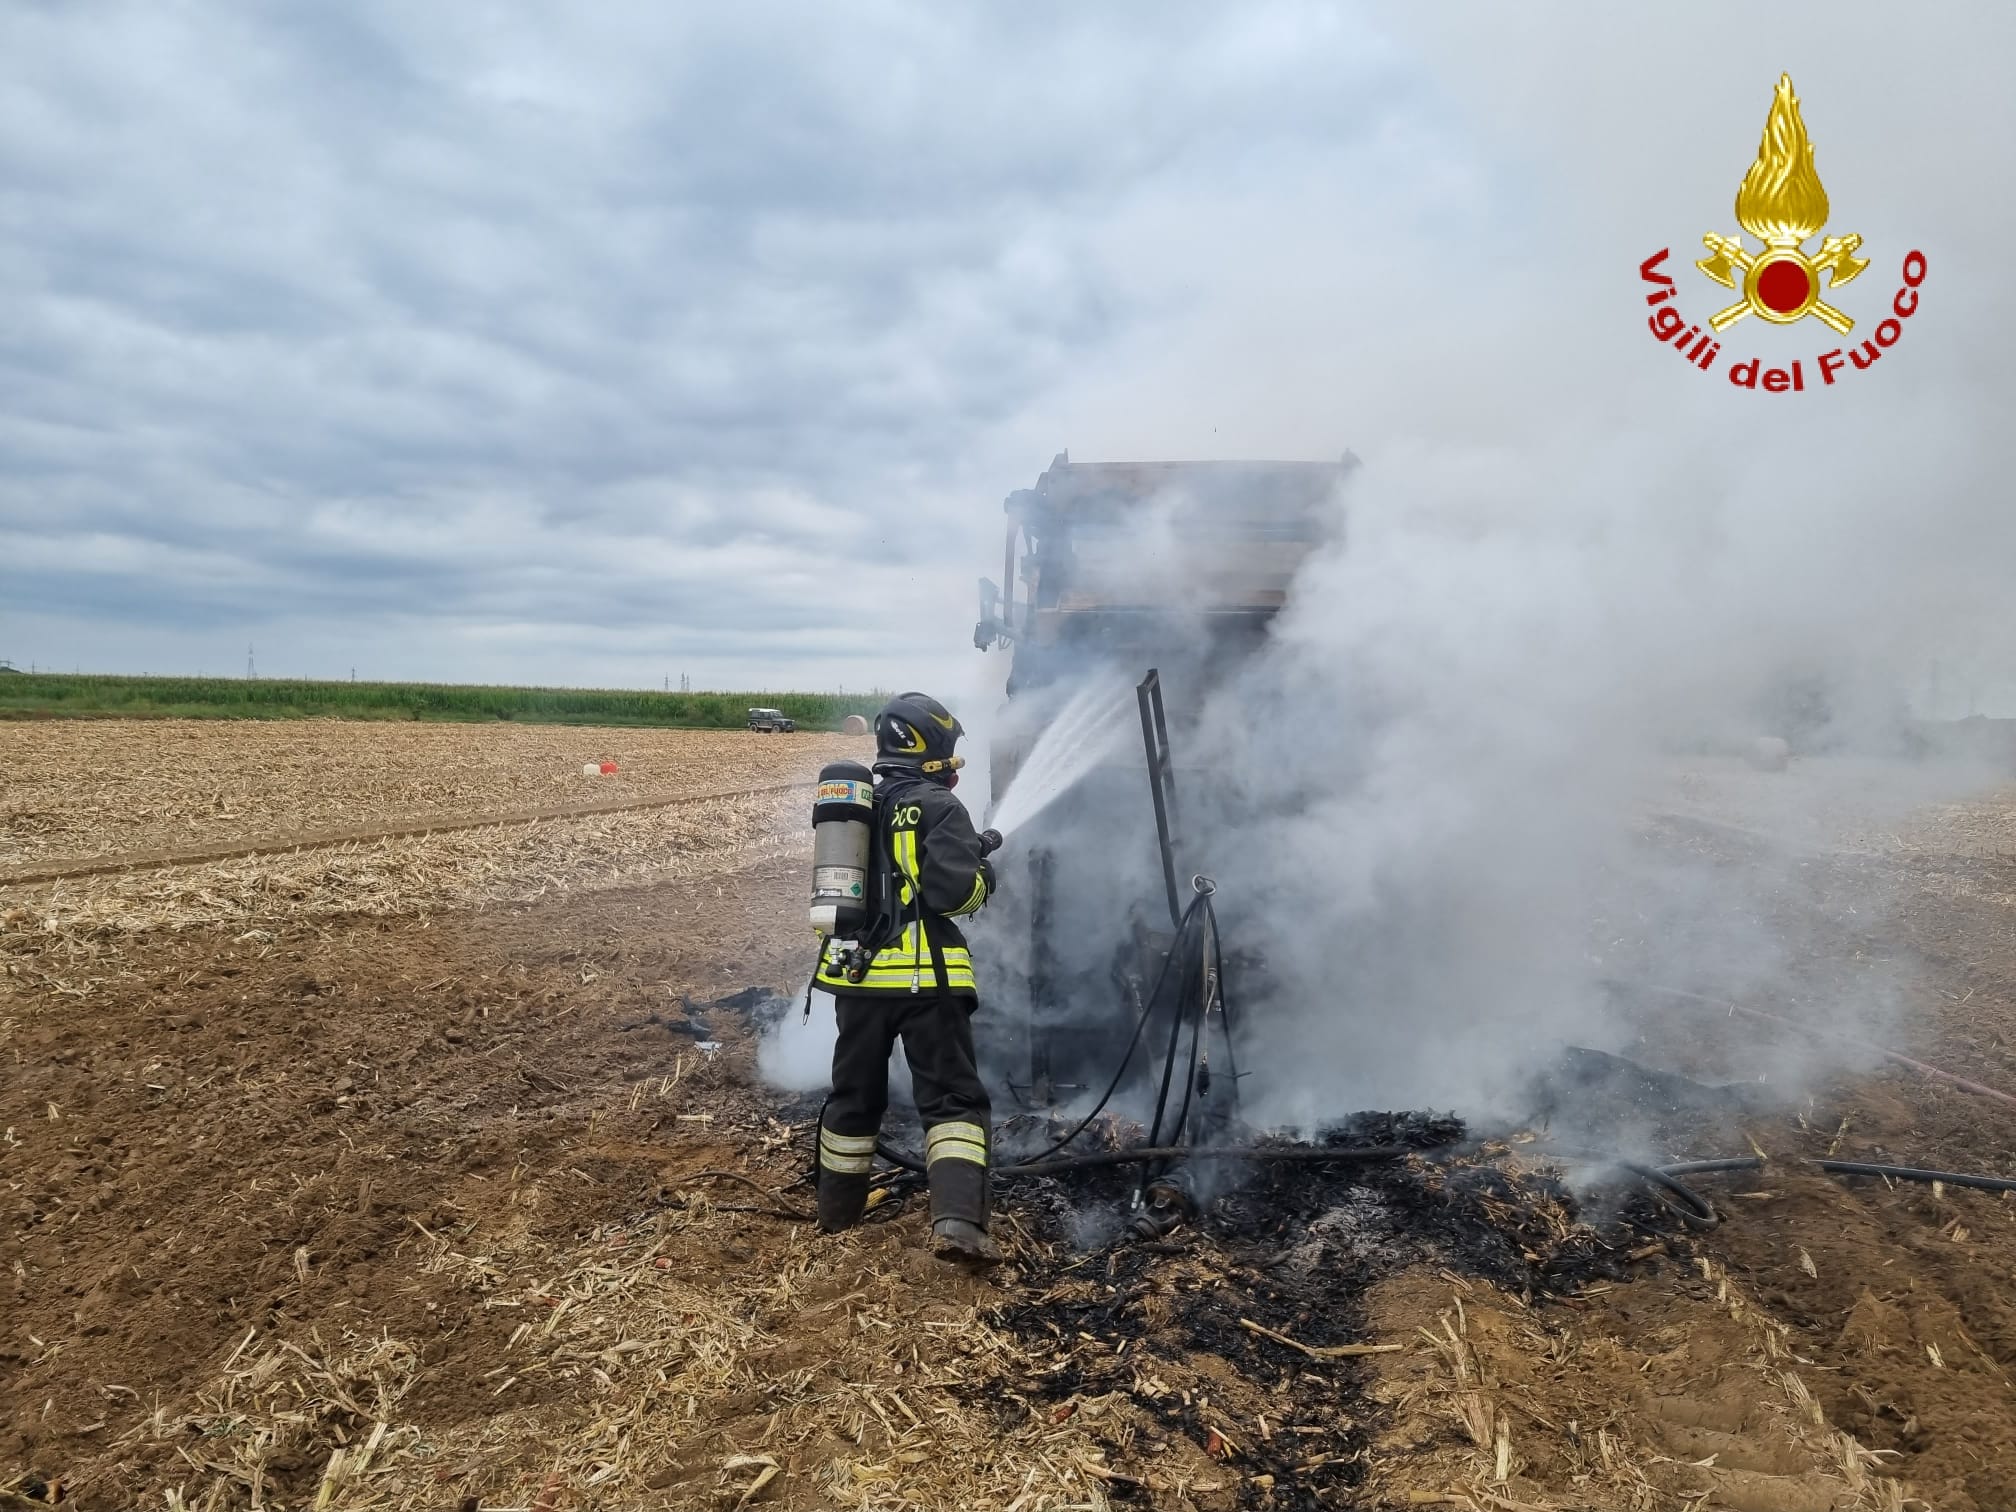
[820, 1128, 877, 1174]
[926, 1121, 987, 1167]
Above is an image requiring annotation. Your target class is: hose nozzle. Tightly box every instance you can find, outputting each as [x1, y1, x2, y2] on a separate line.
[978, 828, 1004, 856]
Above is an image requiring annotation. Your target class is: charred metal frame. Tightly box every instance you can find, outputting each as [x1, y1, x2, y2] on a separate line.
[1136, 669, 1182, 928]
[1025, 847, 1058, 1105]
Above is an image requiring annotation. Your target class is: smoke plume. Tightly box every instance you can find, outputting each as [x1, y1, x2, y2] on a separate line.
[761, 5, 2016, 1150]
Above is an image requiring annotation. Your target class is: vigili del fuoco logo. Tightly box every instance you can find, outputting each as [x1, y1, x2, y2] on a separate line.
[1640, 73, 1925, 391]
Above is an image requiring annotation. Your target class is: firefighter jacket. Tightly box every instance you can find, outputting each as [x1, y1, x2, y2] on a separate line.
[815, 773, 993, 998]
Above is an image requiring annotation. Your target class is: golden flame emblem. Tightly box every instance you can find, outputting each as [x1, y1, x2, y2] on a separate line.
[1697, 74, 1869, 334]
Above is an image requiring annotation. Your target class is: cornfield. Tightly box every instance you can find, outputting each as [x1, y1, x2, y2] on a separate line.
[0, 673, 869, 729]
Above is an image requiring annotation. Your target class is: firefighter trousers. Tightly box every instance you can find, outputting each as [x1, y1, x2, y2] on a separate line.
[818, 991, 991, 1232]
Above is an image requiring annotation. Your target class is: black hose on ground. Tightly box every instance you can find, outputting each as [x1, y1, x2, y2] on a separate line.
[1812, 1159, 2016, 1193]
[1658, 1155, 2016, 1197]
[973, 887, 1216, 1173]
[1536, 1145, 2016, 1232]
[874, 1141, 1413, 1179]
[720, 1146, 2016, 1230]
[1593, 1154, 2016, 1233]
[857, 873, 2016, 1225]
[874, 1145, 1427, 1177]
[1007, 1142, 1406, 1176]
[871, 895, 1209, 1176]
[876, 884, 1239, 1181]
[1618, 1160, 1722, 1230]
[873, 1137, 927, 1173]
[849, 1135, 2016, 1234]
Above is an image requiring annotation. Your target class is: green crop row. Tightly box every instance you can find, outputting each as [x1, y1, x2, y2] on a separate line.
[0, 673, 872, 730]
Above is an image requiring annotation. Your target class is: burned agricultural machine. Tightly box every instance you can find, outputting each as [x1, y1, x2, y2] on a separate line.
[973, 451, 1356, 712]
[969, 452, 1358, 1214]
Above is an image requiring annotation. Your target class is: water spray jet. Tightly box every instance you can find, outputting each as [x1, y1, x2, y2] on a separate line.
[983, 670, 1136, 841]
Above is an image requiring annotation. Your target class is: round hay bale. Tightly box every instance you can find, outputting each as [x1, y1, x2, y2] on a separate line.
[1746, 736, 1790, 772]
[842, 714, 870, 735]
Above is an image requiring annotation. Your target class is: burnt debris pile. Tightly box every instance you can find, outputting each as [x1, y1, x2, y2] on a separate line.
[975, 1112, 1684, 1511]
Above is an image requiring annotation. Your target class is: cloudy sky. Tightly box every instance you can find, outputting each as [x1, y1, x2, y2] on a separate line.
[3, 2, 2012, 703]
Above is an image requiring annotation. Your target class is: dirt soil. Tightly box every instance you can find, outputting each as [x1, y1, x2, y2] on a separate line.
[1, 720, 859, 874]
[4, 733, 2015, 1510]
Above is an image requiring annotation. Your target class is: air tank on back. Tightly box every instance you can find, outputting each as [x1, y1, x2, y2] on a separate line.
[810, 760, 876, 938]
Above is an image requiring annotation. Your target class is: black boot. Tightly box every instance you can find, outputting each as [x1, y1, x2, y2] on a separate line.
[932, 1216, 1003, 1265]
[817, 1171, 870, 1232]
[816, 1119, 879, 1231]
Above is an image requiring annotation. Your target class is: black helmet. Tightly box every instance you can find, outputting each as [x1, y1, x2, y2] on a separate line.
[875, 691, 964, 777]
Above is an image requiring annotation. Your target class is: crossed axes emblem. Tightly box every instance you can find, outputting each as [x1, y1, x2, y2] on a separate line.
[1696, 232, 1870, 335]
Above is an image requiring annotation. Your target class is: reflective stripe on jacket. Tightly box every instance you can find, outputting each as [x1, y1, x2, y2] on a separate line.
[815, 774, 991, 997]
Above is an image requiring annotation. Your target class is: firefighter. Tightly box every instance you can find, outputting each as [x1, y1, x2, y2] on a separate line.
[815, 691, 1003, 1264]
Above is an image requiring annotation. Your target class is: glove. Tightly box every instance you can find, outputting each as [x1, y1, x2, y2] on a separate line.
[978, 828, 1004, 856]
[977, 858, 996, 893]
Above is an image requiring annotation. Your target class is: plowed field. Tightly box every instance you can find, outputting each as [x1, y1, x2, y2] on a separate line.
[4, 723, 2013, 1511]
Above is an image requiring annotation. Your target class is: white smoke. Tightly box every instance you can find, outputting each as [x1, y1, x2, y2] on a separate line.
[755, 982, 917, 1104]
[762, 4, 2016, 1137]
[757, 984, 840, 1092]
[960, 7, 2016, 1132]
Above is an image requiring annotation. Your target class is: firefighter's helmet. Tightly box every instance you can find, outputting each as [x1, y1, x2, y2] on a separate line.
[874, 692, 965, 777]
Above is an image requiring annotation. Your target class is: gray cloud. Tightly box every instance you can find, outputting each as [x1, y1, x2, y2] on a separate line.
[1, 1, 1425, 688]
[5, 2, 2012, 704]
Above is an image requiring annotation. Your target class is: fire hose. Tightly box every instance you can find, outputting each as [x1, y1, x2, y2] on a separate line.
[861, 886, 2016, 1231]
[875, 877, 1240, 1178]
[869, 1140, 2016, 1237]
[871, 1141, 1413, 1179]
[1616, 1154, 2016, 1231]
